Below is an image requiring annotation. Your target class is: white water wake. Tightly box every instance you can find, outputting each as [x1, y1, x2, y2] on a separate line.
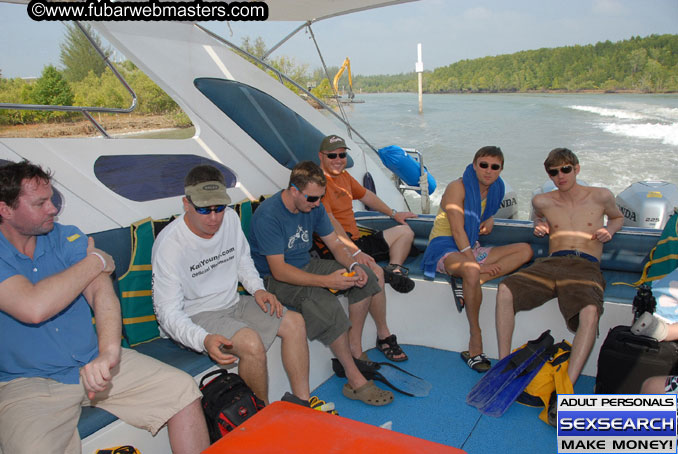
[603, 122, 678, 146]
[568, 104, 678, 147]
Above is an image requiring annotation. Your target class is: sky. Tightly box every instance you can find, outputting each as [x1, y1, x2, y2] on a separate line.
[1, 0, 677, 78]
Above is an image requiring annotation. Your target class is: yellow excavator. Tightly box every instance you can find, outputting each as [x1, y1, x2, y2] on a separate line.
[333, 57, 355, 100]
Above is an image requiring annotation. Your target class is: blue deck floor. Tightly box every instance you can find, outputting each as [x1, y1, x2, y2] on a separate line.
[312, 345, 595, 453]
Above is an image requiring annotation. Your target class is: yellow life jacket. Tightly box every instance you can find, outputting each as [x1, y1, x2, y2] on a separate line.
[517, 341, 574, 425]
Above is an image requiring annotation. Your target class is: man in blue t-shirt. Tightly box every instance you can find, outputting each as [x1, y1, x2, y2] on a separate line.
[249, 161, 394, 406]
[0, 161, 209, 454]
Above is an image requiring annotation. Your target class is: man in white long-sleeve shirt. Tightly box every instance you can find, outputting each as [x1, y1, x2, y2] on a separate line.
[152, 165, 312, 406]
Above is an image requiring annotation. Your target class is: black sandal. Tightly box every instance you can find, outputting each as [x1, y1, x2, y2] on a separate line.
[383, 264, 415, 293]
[376, 334, 408, 362]
[450, 277, 465, 313]
[460, 351, 491, 373]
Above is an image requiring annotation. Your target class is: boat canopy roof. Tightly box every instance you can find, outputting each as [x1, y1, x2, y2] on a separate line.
[3, 0, 418, 22]
[263, 0, 418, 22]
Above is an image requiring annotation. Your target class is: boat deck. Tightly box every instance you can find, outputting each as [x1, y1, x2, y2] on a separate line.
[312, 344, 595, 453]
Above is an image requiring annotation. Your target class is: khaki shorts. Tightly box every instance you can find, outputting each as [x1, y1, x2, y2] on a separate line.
[501, 255, 605, 332]
[265, 258, 381, 346]
[190, 294, 284, 350]
[0, 348, 201, 454]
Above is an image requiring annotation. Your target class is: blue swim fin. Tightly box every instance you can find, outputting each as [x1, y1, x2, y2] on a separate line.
[331, 358, 432, 397]
[466, 330, 554, 417]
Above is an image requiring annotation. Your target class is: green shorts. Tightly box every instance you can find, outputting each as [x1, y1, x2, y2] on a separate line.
[264, 258, 381, 346]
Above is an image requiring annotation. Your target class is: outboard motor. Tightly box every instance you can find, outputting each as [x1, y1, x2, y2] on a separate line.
[616, 181, 678, 229]
[496, 180, 518, 219]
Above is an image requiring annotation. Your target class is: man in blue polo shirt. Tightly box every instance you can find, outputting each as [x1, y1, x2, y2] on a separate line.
[0, 161, 209, 454]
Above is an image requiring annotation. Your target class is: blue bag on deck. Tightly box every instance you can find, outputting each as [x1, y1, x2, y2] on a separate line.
[377, 145, 436, 194]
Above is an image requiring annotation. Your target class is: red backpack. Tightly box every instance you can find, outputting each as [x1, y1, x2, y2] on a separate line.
[199, 370, 265, 443]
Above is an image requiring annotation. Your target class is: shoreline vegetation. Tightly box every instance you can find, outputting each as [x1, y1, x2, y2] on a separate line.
[352, 35, 678, 95]
[1, 32, 676, 138]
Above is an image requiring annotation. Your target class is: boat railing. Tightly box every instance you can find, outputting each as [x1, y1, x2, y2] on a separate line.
[193, 24, 378, 155]
[399, 148, 431, 214]
[196, 24, 436, 215]
[0, 22, 137, 138]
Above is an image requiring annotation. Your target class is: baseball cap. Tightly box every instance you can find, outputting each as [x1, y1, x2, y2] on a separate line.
[184, 180, 231, 207]
[319, 135, 351, 153]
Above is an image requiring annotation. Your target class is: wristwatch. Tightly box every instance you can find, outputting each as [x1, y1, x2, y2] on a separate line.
[390, 208, 397, 218]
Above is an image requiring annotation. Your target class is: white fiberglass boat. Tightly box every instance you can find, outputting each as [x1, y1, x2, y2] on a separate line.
[0, 1, 672, 452]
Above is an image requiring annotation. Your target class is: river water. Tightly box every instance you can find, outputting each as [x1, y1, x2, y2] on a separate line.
[333, 93, 678, 220]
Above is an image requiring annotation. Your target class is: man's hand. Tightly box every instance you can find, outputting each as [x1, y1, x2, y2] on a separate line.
[479, 218, 494, 235]
[351, 265, 368, 288]
[80, 346, 121, 400]
[534, 218, 550, 238]
[393, 211, 417, 225]
[253, 289, 283, 318]
[204, 334, 238, 366]
[592, 227, 613, 243]
[86, 237, 115, 274]
[354, 251, 376, 266]
[325, 269, 359, 291]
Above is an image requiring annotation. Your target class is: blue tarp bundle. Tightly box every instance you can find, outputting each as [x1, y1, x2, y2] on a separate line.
[377, 145, 437, 194]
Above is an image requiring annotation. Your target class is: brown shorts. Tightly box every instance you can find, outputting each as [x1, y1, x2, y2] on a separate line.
[501, 256, 605, 332]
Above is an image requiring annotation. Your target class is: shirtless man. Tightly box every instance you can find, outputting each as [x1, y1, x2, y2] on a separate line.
[495, 147, 624, 422]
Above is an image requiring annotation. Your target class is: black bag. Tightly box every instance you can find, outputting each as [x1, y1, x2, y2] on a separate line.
[199, 370, 265, 443]
[595, 325, 678, 394]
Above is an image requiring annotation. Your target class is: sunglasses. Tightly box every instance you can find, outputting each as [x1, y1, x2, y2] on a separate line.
[478, 161, 501, 171]
[324, 152, 347, 160]
[189, 198, 227, 215]
[547, 165, 574, 177]
[291, 182, 323, 203]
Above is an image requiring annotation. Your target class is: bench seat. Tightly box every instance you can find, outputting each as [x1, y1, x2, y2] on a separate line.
[78, 212, 659, 439]
[398, 254, 641, 304]
[356, 212, 658, 306]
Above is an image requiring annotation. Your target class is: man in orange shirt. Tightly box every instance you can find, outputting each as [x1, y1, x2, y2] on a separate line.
[316, 135, 416, 362]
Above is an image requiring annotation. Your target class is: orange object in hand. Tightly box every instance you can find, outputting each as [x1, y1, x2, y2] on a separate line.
[329, 271, 356, 293]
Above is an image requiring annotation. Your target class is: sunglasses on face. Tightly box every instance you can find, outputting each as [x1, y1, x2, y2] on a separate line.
[189, 198, 227, 215]
[478, 161, 501, 171]
[324, 152, 347, 160]
[547, 165, 574, 177]
[291, 182, 323, 203]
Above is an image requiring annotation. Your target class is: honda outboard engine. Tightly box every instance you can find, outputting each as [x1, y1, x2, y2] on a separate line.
[496, 180, 518, 219]
[616, 181, 678, 229]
